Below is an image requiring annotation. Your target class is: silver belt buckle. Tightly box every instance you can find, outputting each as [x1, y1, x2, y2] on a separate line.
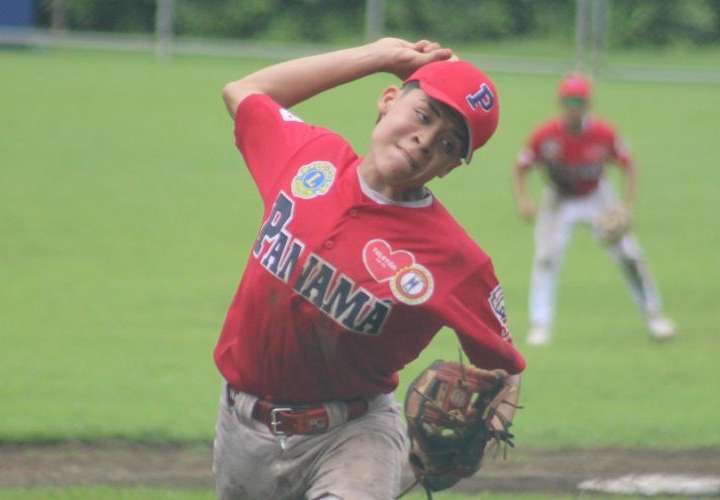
[270, 407, 293, 451]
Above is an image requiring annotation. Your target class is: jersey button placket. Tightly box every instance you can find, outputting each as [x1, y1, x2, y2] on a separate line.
[323, 240, 335, 249]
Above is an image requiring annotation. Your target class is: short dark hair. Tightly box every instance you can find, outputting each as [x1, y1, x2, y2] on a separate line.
[402, 81, 469, 158]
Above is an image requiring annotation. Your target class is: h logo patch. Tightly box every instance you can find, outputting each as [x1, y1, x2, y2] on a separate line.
[466, 83, 495, 112]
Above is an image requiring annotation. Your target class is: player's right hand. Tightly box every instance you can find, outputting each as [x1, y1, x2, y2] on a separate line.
[370, 37, 453, 80]
[517, 197, 537, 222]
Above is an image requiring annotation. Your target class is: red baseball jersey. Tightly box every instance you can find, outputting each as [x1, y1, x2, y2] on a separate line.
[517, 117, 632, 196]
[214, 94, 525, 404]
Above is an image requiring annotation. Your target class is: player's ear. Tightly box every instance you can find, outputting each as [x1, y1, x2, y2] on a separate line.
[377, 86, 400, 116]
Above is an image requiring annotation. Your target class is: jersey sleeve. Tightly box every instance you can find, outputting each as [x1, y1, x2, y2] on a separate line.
[611, 134, 633, 169]
[516, 125, 545, 170]
[516, 148, 536, 170]
[596, 120, 633, 169]
[442, 260, 526, 374]
[233, 94, 320, 202]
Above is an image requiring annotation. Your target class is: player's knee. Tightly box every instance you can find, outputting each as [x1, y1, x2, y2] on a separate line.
[614, 244, 643, 264]
[612, 234, 642, 257]
[620, 252, 639, 265]
[536, 254, 559, 271]
[623, 246, 643, 261]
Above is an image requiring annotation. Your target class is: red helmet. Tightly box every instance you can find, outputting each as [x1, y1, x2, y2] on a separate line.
[558, 72, 591, 100]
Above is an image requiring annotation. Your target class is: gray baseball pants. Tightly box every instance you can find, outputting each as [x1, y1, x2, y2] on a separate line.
[213, 383, 409, 500]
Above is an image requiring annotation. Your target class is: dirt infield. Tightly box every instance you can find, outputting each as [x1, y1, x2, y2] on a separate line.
[2, 442, 720, 496]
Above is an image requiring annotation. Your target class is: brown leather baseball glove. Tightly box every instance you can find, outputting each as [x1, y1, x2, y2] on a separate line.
[402, 360, 518, 498]
[595, 204, 632, 245]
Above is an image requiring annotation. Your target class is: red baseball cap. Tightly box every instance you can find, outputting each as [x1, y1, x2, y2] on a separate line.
[404, 60, 500, 163]
[558, 72, 591, 100]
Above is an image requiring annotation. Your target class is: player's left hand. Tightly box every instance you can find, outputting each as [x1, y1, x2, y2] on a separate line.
[369, 37, 453, 80]
[404, 361, 518, 494]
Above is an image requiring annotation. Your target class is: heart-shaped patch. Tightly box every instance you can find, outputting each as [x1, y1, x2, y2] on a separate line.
[362, 239, 415, 283]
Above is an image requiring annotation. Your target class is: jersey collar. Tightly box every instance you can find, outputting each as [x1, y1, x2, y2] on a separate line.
[356, 168, 434, 208]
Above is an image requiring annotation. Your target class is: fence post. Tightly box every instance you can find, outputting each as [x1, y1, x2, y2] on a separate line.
[51, 0, 66, 33]
[365, 0, 385, 41]
[591, 0, 609, 77]
[155, 0, 174, 61]
[575, 0, 590, 72]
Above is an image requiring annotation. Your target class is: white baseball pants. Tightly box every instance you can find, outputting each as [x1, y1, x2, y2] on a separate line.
[529, 182, 662, 330]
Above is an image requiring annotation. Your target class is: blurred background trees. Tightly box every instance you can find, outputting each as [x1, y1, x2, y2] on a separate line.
[32, 0, 720, 47]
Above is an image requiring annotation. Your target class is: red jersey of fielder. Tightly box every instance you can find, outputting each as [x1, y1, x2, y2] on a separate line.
[214, 94, 526, 404]
[517, 117, 633, 196]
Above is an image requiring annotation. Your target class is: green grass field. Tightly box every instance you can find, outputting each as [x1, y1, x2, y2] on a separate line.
[1, 45, 719, 498]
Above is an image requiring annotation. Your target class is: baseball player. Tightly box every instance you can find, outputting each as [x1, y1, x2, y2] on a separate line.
[212, 38, 525, 500]
[512, 72, 676, 346]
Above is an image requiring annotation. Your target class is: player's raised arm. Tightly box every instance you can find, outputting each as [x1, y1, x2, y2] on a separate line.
[221, 38, 453, 117]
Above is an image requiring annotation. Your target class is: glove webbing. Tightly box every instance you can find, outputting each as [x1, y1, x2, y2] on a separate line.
[397, 386, 520, 499]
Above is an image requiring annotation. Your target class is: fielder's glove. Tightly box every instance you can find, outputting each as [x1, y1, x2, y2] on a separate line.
[401, 360, 517, 498]
[595, 204, 632, 245]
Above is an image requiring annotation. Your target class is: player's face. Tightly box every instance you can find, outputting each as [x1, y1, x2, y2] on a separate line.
[366, 87, 465, 193]
[561, 97, 589, 126]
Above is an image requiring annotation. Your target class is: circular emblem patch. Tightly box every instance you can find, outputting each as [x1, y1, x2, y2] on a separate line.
[489, 284, 512, 340]
[389, 264, 434, 305]
[540, 139, 561, 161]
[291, 161, 336, 199]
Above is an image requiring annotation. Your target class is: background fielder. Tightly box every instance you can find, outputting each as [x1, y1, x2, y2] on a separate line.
[512, 73, 675, 346]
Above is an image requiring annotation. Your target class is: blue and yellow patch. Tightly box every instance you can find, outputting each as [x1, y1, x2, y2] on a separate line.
[291, 161, 336, 200]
